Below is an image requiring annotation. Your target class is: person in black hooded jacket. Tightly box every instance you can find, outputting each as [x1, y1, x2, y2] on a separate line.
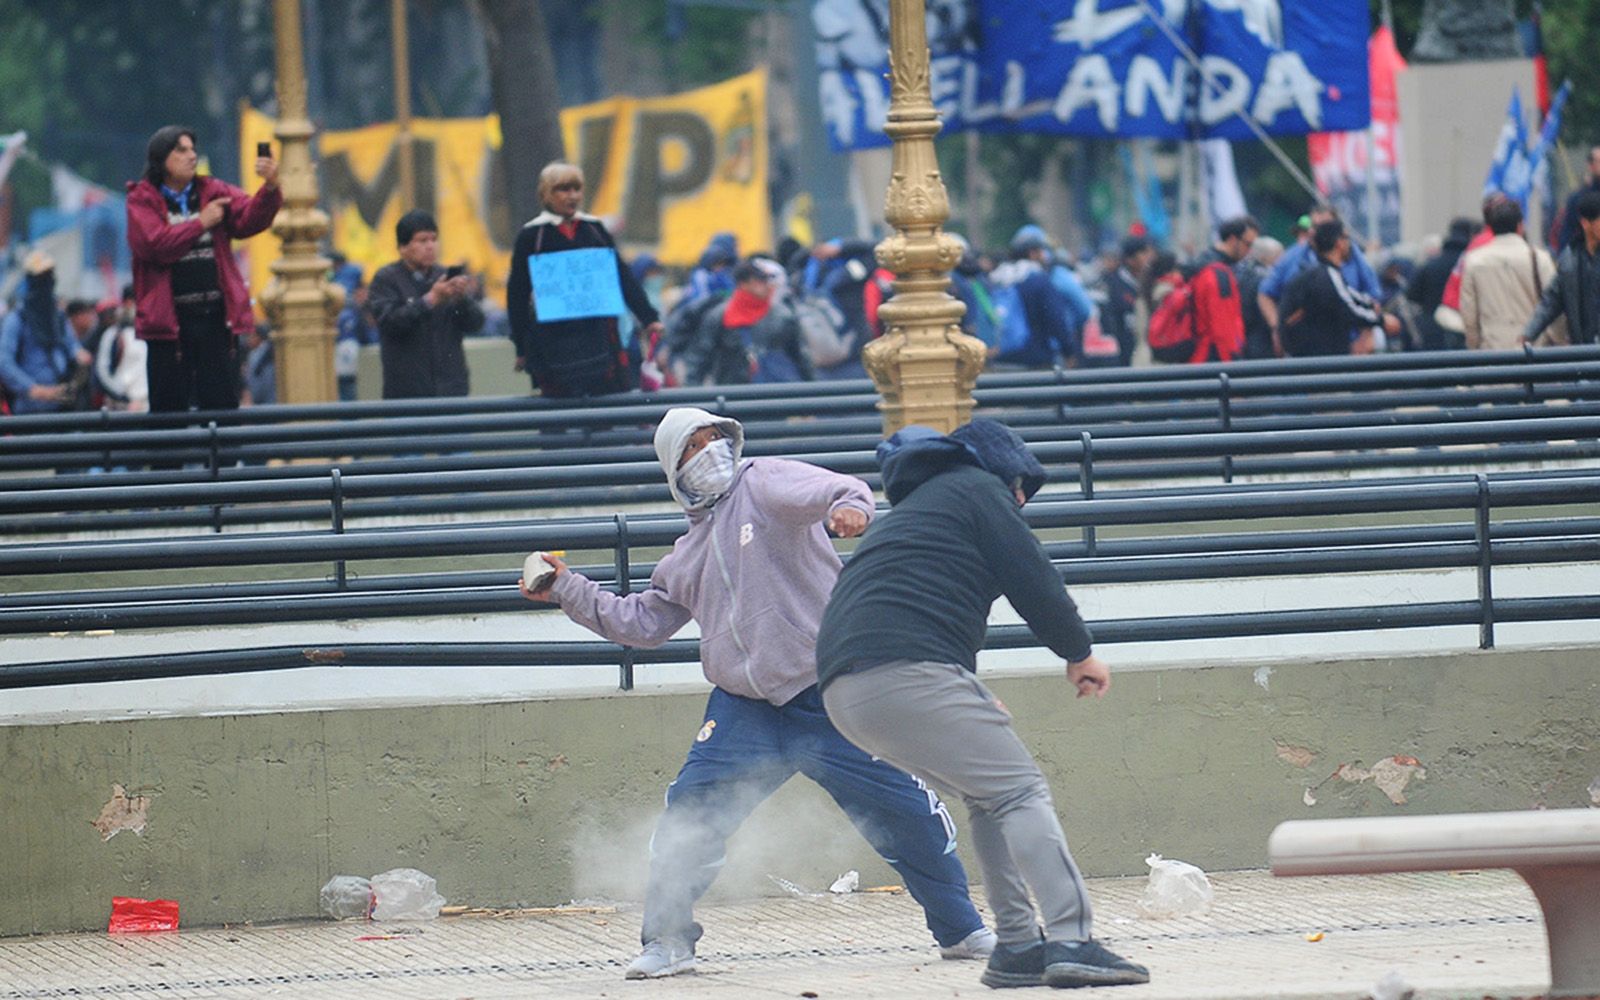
[816, 419, 1149, 992]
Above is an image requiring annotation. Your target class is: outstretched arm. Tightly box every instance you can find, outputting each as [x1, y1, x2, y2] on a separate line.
[743, 459, 874, 536]
[527, 555, 694, 648]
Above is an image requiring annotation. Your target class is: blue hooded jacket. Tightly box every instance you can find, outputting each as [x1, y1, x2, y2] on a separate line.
[817, 420, 1091, 684]
[0, 273, 75, 414]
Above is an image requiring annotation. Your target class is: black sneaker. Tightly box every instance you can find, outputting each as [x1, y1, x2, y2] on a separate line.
[979, 937, 1046, 989]
[1042, 939, 1150, 988]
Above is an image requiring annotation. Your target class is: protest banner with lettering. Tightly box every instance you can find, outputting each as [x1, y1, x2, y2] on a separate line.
[560, 68, 771, 267]
[815, 0, 1371, 150]
[238, 69, 771, 308]
[1308, 25, 1405, 245]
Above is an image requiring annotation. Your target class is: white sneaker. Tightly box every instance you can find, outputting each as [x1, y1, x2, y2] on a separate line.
[624, 938, 697, 979]
[939, 925, 998, 960]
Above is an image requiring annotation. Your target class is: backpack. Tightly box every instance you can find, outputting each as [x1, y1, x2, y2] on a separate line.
[990, 282, 1031, 357]
[1148, 262, 1237, 364]
[794, 294, 856, 368]
[968, 280, 1001, 350]
[1147, 279, 1199, 363]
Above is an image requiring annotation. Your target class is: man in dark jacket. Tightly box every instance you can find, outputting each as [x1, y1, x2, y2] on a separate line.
[1526, 190, 1600, 346]
[369, 210, 484, 399]
[1555, 146, 1600, 253]
[1409, 218, 1476, 350]
[1100, 235, 1153, 366]
[817, 420, 1149, 992]
[1278, 222, 1397, 357]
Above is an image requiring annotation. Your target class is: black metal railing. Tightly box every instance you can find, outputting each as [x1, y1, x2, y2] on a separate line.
[6, 473, 1597, 691]
[4, 351, 1599, 474]
[3, 410, 1598, 536]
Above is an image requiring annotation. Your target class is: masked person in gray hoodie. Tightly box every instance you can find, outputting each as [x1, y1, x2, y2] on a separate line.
[521, 406, 993, 980]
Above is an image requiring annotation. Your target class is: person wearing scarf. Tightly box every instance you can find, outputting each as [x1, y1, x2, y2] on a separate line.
[680, 258, 813, 385]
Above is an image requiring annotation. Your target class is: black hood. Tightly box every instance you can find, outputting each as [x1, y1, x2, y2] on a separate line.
[876, 426, 981, 505]
[876, 419, 1046, 506]
[950, 419, 1047, 500]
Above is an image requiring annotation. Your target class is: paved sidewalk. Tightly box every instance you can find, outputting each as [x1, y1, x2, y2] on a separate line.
[0, 870, 1554, 1000]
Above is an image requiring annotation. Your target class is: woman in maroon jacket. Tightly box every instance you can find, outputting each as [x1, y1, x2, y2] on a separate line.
[126, 125, 281, 412]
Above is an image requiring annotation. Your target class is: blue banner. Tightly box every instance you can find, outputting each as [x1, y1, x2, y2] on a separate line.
[813, 0, 1371, 150]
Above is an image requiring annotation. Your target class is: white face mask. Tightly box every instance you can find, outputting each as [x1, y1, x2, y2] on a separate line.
[677, 438, 736, 509]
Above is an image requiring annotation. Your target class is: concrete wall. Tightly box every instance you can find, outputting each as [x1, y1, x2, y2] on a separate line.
[1397, 59, 1538, 245]
[4, 645, 1597, 937]
[354, 338, 526, 401]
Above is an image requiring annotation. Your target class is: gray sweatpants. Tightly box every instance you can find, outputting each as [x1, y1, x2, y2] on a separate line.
[823, 660, 1094, 947]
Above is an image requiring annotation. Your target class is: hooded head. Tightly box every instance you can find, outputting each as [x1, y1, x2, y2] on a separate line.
[654, 407, 746, 511]
[876, 419, 1044, 507]
[951, 419, 1047, 502]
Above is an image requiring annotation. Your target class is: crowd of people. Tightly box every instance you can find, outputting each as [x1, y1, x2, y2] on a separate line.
[4, 132, 1599, 419]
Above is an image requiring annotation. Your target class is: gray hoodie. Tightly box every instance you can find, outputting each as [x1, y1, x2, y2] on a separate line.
[549, 407, 876, 706]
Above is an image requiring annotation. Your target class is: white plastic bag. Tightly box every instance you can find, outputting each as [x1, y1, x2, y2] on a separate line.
[319, 875, 373, 919]
[370, 868, 446, 921]
[1135, 853, 1213, 918]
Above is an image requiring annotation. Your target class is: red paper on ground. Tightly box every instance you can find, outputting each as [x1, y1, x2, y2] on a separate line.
[108, 896, 179, 933]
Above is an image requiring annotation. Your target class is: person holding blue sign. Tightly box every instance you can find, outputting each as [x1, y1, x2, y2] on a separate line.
[506, 162, 662, 398]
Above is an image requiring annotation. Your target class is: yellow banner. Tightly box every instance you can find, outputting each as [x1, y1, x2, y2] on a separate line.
[240, 69, 771, 304]
[560, 67, 771, 267]
[240, 105, 508, 307]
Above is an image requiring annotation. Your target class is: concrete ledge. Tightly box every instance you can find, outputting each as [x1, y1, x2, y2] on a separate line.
[3, 645, 1597, 937]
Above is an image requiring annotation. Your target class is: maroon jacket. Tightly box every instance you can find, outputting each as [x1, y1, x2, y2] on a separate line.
[125, 176, 282, 342]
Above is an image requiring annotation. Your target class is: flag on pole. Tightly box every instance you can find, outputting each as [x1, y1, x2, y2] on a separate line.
[1530, 79, 1571, 244]
[1201, 139, 1248, 229]
[1484, 89, 1532, 210]
[0, 131, 27, 190]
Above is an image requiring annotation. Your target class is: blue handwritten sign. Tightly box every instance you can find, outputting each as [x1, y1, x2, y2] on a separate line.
[529, 247, 626, 322]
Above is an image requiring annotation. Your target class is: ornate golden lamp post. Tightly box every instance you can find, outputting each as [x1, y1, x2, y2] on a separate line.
[263, 0, 342, 404]
[861, 0, 986, 435]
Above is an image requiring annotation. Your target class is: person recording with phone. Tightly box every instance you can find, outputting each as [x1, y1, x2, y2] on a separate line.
[126, 126, 281, 412]
[368, 210, 484, 399]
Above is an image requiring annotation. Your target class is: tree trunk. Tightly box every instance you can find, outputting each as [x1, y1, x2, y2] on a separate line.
[474, 0, 565, 231]
[1412, 0, 1521, 62]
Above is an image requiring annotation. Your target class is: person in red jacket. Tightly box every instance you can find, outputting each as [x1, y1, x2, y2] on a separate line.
[126, 125, 281, 412]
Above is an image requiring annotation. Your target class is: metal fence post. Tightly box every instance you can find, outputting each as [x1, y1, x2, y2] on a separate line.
[208, 420, 223, 533]
[1522, 342, 1537, 401]
[615, 512, 635, 690]
[1475, 474, 1495, 649]
[330, 468, 347, 590]
[99, 407, 113, 471]
[1079, 430, 1096, 557]
[1218, 373, 1234, 483]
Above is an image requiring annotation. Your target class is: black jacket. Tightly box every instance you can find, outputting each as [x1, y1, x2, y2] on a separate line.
[816, 421, 1092, 688]
[1278, 257, 1384, 357]
[506, 213, 658, 398]
[1525, 240, 1600, 345]
[1407, 235, 1469, 350]
[368, 261, 484, 399]
[1557, 180, 1600, 253]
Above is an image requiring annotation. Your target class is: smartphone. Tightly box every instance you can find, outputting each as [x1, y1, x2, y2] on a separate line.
[445, 264, 466, 279]
[256, 141, 272, 158]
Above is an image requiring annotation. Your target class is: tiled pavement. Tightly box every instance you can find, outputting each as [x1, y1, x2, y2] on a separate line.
[0, 870, 1556, 999]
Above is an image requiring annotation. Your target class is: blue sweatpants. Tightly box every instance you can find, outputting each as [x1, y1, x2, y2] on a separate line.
[639, 685, 985, 949]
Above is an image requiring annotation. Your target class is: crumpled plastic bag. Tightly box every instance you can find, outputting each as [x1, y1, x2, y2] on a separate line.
[108, 896, 179, 933]
[829, 870, 859, 894]
[1369, 969, 1416, 1000]
[1135, 853, 1213, 918]
[370, 868, 445, 921]
[320, 875, 374, 919]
